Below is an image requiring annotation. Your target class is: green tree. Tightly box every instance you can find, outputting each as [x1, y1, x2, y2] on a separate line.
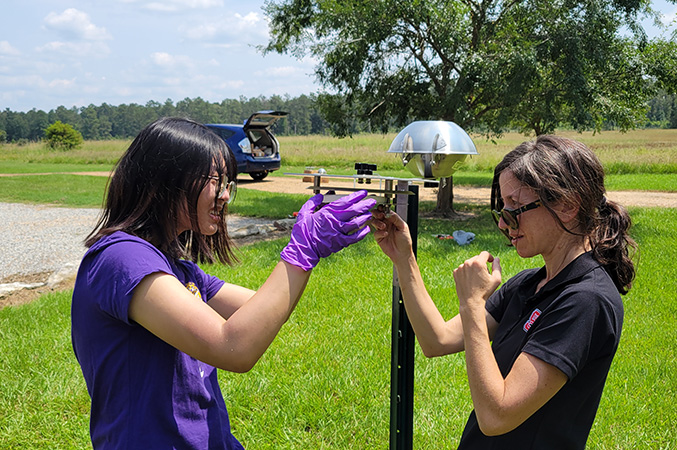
[48, 106, 82, 133]
[26, 109, 49, 141]
[81, 104, 112, 140]
[263, 0, 672, 213]
[4, 110, 29, 142]
[45, 121, 83, 151]
[160, 98, 177, 118]
[647, 90, 675, 127]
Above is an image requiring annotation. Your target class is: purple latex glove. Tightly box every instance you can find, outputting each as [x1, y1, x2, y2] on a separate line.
[281, 190, 376, 271]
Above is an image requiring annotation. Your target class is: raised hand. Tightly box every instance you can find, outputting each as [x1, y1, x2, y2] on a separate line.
[453, 251, 502, 313]
[280, 190, 376, 271]
[371, 208, 413, 263]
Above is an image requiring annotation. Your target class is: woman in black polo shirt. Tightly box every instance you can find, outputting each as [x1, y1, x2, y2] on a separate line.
[372, 135, 636, 449]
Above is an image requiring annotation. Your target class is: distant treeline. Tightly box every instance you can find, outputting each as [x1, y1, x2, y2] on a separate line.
[0, 95, 329, 143]
[1, 92, 675, 143]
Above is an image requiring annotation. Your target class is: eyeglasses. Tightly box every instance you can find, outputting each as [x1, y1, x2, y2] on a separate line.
[207, 176, 237, 204]
[491, 200, 541, 231]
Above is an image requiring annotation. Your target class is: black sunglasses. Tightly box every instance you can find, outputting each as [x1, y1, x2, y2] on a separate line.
[491, 200, 542, 231]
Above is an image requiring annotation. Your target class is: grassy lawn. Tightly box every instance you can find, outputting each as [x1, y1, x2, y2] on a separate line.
[0, 202, 675, 448]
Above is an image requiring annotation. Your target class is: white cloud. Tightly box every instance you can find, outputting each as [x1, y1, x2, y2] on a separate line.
[258, 66, 303, 77]
[661, 8, 677, 27]
[44, 8, 112, 41]
[179, 0, 224, 7]
[0, 74, 65, 92]
[217, 79, 245, 90]
[144, 0, 223, 12]
[150, 52, 194, 70]
[0, 57, 66, 79]
[115, 86, 135, 97]
[162, 77, 183, 86]
[48, 78, 77, 90]
[0, 89, 25, 103]
[181, 22, 221, 40]
[0, 41, 21, 56]
[144, 3, 180, 12]
[36, 41, 110, 58]
[180, 12, 268, 43]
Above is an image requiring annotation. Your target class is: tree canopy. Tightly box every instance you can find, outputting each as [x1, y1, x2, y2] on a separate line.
[263, 0, 676, 212]
[264, 0, 674, 136]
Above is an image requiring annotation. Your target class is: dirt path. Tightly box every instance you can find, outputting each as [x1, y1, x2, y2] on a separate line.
[1, 171, 676, 207]
[241, 175, 677, 208]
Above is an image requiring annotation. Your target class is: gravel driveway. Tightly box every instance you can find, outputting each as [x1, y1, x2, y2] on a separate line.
[0, 203, 100, 281]
[0, 203, 278, 283]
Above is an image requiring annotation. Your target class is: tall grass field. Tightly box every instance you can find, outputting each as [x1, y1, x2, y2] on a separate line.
[0, 129, 675, 448]
[1, 129, 676, 200]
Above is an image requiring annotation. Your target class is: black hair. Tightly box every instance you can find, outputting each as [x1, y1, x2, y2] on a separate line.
[491, 135, 637, 294]
[86, 117, 239, 265]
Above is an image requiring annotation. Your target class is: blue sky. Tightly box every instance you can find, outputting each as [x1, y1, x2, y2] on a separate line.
[2, 0, 675, 113]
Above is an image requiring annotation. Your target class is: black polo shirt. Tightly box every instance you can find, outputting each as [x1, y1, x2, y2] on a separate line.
[458, 252, 623, 450]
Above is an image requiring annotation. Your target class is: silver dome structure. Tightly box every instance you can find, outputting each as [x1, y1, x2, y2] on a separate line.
[388, 120, 478, 179]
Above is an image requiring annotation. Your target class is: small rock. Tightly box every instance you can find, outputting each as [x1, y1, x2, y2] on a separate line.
[0, 282, 46, 298]
[273, 219, 296, 231]
[230, 224, 261, 238]
[47, 262, 80, 287]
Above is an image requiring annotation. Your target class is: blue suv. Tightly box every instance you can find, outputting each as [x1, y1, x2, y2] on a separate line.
[206, 111, 288, 181]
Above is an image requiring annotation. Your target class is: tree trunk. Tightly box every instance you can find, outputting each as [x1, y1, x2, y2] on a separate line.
[435, 176, 455, 215]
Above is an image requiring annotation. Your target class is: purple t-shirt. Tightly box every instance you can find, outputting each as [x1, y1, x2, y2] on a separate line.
[71, 231, 244, 449]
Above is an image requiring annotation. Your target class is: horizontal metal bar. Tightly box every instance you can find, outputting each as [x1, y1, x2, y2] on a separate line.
[284, 172, 437, 184]
[306, 186, 414, 195]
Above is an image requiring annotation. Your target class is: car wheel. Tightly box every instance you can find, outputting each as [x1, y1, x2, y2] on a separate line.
[249, 171, 269, 181]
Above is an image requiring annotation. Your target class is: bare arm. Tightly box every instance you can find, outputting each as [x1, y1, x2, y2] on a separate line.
[373, 210, 497, 356]
[206, 282, 255, 320]
[454, 252, 567, 435]
[128, 260, 310, 373]
[393, 250, 497, 356]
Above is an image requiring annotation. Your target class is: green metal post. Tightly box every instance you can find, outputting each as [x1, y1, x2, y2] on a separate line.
[390, 182, 418, 449]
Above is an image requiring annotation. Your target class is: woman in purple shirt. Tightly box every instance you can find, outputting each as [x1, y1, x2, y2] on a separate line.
[71, 117, 375, 449]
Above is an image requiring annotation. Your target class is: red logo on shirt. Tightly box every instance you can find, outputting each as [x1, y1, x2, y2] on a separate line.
[523, 309, 541, 332]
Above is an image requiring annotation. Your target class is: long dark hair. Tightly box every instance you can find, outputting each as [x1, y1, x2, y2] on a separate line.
[86, 117, 239, 265]
[490, 135, 636, 294]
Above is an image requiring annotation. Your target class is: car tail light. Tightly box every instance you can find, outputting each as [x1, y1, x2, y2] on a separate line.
[238, 137, 251, 154]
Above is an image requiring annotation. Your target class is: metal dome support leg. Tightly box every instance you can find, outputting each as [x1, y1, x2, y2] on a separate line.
[390, 182, 418, 450]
